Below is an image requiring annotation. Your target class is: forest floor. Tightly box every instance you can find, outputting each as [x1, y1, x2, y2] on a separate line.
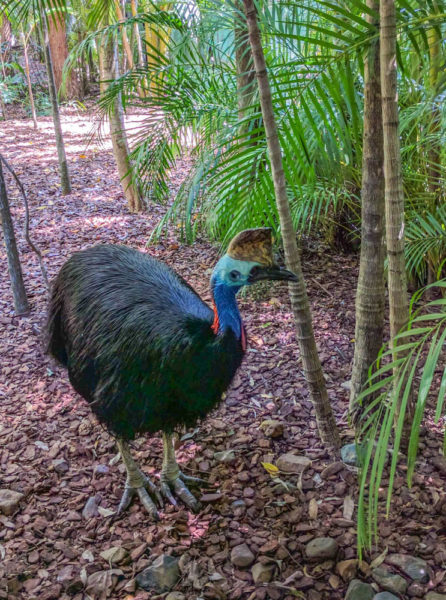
[0, 106, 445, 600]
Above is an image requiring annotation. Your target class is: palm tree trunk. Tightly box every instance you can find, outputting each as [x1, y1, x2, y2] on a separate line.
[41, 13, 71, 195]
[234, 0, 255, 123]
[380, 0, 411, 428]
[242, 0, 340, 448]
[100, 34, 142, 212]
[350, 0, 385, 410]
[380, 0, 409, 341]
[0, 159, 29, 315]
[130, 0, 144, 66]
[21, 30, 38, 130]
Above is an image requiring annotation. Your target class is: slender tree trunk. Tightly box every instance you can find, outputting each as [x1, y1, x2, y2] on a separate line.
[426, 14, 442, 286]
[100, 34, 142, 212]
[380, 0, 409, 341]
[234, 0, 255, 122]
[0, 159, 29, 315]
[41, 14, 71, 195]
[380, 0, 411, 427]
[21, 31, 38, 130]
[350, 1, 385, 410]
[48, 13, 78, 99]
[242, 0, 340, 448]
[114, 0, 134, 69]
[130, 0, 144, 66]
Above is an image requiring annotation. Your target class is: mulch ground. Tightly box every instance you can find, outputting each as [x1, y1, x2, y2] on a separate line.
[0, 105, 445, 600]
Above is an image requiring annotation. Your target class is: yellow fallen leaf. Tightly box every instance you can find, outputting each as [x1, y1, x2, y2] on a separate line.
[79, 154, 87, 158]
[261, 462, 279, 476]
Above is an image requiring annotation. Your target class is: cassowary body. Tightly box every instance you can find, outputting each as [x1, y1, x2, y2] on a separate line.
[46, 229, 297, 517]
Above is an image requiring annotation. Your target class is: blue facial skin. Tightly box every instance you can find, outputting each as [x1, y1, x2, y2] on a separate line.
[210, 255, 260, 339]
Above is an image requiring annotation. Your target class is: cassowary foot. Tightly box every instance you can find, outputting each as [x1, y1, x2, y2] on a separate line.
[160, 471, 201, 513]
[116, 439, 163, 519]
[118, 472, 163, 519]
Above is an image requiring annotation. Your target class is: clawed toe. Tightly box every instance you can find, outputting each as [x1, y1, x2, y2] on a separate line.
[160, 475, 201, 512]
[117, 485, 160, 519]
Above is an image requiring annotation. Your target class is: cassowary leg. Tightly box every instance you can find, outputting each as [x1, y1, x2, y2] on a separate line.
[116, 439, 162, 519]
[160, 433, 202, 512]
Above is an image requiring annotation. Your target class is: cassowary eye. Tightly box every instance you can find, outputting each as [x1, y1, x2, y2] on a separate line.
[229, 270, 241, 281]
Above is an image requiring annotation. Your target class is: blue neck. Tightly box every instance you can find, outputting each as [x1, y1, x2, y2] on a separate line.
[211, 279, 242, 339]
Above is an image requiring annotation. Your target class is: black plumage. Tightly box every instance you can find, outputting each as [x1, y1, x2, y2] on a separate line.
[46, 244, 244, 439]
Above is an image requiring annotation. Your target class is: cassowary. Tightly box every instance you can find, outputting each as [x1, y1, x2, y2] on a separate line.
[46, 228, 297, 518]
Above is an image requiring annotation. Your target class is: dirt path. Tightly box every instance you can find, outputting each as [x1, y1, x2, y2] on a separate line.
[0, 108, 445, 600]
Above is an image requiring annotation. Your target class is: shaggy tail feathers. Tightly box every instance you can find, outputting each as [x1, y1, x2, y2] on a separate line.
[45, 279, 68, 366]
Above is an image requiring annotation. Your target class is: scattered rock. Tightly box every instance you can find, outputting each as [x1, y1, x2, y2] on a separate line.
[336, 559, 358, 581]
[345, 579, 374, 600]
[95, 464, 109, 475]
[86, 569, 123, 598]
[100, 546, 129, 565]
[136, 555, 180, 592]
[277, 453, 312, 473]
[341, 443, 360, 466]
[386, 554, 430, 583]
[52, 458, 69, 474]
[372, 566, 408, 595]
[426, 594, 446, 600]
[82, 496, 100, 519]
[373, 593, 399, 600]
[56, 564, 83, 593]
[260, 419, 284, 438]
[230, 543, 255, 568]
[251, 562, 275, 584]
[0, 489, 24, 516]
[166, 593, 186, 600]
[214, 450, 236, 464]
[306, 537, 338, 560]
[321, 461, 344, 479]
[78, 418, 93, 435]
[200, 493, 223, 503]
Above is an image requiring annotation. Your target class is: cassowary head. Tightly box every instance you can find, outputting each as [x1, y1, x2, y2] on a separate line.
[211, 228, 298, 288]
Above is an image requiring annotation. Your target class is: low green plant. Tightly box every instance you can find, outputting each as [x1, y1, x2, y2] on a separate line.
[356, 280, 446, 553]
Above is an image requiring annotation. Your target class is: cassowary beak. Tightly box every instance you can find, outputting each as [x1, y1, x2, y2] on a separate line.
[248, 265, 298, 284]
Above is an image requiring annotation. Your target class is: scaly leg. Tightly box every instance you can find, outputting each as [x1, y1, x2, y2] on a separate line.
[160, 432, 205, 512]
[117, 439, 163, 519]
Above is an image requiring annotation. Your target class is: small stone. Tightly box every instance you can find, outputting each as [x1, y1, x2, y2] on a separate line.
[386, 554, 430, 583]
[78, 418, 92, 436]
[277, 453, 312, 473]
[341, 443, 360, 466]
[200, 493, 223, 503]
[321, 461, 344, 479]
[214, 450, 236, 464]
[373, 593, 399, 600]
[345, 579, 374, 600]
[136, 555, 180, 593]
[95, 464, 109, 475]
[0, 489, 24, 516]
[100, 546, 129, 565]
[426, 594, 446, 600]
[230, 543, 255, 568]
[251, 562, 275, 584]
[336, 559, 358, 581]
[306, 537, 338, 560]
[82, 497, 100, 519]
[372, 566, 408, 595]
[232, 499, 246, 510]
[86, 569, 122, 597]
[259, 420, 284, 438]
[53, 459, 69, 474]
[166, 593, 186, 600]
